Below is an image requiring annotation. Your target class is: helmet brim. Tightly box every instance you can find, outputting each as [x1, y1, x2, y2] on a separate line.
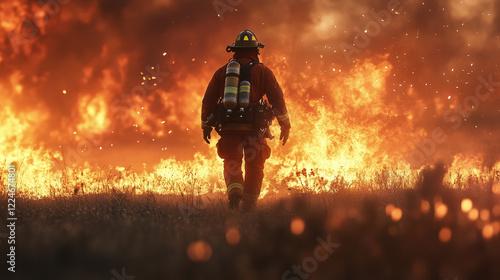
[227, 43, 265, 49]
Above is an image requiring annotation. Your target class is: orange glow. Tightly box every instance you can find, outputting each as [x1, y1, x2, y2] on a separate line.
[491, 221, 500, 236]
[493, 205, 500, 217]
[461, 199, 473, 213]
[385, 204, 395, 216]
[326, 210, 346, 231]
[435, 202, 448, 220]
[420, 200, 430, 214]
[187, 241, 212, 262]
[77, 94, 111, 134]
[492, 183, 500, 195]
[479, 209, 490, 221]
[468, 208, 479, 221]
[388, 226, 398, 236]
[290, 218, 305, 235]
[482, 224, 494, 240]
[391, 208, 403, 222]
[439, 228, 452, 243]
[225, 227, 241, 245]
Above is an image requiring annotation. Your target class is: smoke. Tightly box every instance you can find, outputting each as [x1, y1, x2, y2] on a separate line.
[0, 0, 499, 168]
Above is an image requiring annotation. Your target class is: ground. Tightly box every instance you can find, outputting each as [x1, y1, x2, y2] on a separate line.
[1, 168, 500, 280]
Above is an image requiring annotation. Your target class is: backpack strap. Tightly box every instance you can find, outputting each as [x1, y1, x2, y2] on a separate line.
[239, 60, 260, 82]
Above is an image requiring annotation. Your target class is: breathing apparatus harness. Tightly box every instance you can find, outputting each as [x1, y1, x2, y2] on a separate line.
[206, 59, 274, 139]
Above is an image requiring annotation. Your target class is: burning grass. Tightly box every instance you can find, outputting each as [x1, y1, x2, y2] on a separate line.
[1, 153, 499, 199]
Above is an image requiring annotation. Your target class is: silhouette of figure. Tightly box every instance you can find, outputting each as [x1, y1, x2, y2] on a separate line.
[201, 30, 290, 210]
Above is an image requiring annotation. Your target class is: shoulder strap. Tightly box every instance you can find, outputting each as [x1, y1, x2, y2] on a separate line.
[240, 60, 260, 82]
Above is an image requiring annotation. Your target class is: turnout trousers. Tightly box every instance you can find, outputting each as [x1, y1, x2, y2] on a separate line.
[216, 133, 271, 205]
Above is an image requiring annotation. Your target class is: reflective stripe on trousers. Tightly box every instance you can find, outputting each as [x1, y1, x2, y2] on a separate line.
[216, 134, 271, 199]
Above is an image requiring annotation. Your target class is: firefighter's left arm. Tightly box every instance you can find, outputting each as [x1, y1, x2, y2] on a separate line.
[201, 68, 223, 128]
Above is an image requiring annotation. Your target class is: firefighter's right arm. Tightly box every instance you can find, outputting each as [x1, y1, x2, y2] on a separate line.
[201, 69, 223, 124]
[201, 68, 223, 144]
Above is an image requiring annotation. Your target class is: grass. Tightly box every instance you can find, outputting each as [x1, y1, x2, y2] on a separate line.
[1, 165, 500, 279]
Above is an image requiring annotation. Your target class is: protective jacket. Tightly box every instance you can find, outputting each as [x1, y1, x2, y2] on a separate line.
[201, 50, 289, 132]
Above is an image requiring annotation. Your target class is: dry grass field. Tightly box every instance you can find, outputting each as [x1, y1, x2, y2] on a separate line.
[1, 166, 500, 280]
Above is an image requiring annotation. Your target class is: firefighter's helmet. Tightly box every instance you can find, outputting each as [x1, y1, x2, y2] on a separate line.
[226, 29, 265, 52]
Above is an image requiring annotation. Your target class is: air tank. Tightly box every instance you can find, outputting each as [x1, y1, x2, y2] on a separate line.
[223, 61, 240, 109]
[238, 80, 251, 109]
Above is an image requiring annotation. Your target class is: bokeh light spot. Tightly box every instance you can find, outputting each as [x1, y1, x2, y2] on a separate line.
[391, 208, 403, 222]
[461, 198, 473, 212]
[439, 228, 452, 243]
[435, 202, 448, 220]
[225, 227, 241, 245]
[468, 208, 479, 221]
[187, 241, 212, 262]
[290, 218, 305, 235]
[482, 224, 494, 240]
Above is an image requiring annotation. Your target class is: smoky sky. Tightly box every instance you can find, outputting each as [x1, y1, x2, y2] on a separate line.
[0, 0, 499, 166]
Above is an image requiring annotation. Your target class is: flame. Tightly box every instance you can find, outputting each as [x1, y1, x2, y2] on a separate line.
[0, 0, 499, 198]
[77, 94, 110, 134]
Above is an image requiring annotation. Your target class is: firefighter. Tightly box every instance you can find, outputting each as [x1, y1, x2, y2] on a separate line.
[201, 29, 291, 211]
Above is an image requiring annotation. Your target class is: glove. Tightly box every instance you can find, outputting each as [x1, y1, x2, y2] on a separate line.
[275, 111, 291, 146]
[279, 121, 290, 146]
[203, 126, 212, 144]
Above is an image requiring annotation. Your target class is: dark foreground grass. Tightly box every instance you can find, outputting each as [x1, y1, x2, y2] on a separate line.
[1, 170, 500, 280]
